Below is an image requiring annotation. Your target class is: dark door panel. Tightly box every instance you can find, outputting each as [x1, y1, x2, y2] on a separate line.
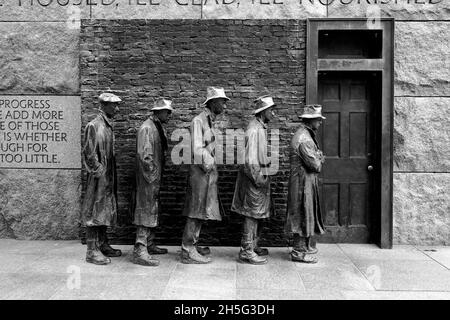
[317, 71, 381, 243]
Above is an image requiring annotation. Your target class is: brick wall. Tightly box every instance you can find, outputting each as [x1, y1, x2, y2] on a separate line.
[80, 19, 306, 246]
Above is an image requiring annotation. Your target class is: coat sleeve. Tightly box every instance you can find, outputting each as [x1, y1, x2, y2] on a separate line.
[245, 127, 268, 187]
[138, 126, 159, 183]
[192, 118, 215, 173]
[82, 122, 104, 177]
[298, 140, 323, 173]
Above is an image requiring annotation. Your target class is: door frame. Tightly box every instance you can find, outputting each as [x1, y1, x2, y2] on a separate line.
[306, 18, 394, 249]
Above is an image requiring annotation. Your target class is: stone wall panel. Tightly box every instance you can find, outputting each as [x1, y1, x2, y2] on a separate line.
[0, 22, 79, 94]
[0, 21, 81, 240]
[328, 2, 449, 20]
[0, 2, 90, 21]
[394, 97, 450, 172]
[394, 21, 450, 96]
[393, 173, 450, 245]
[202, 0, 326, 19]
[0, 169, 81, 240]
[91, 0, 201, 19]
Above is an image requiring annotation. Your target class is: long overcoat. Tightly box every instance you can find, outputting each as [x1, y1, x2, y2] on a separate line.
[133, 116, 167, 228]
[81, 111, 118, 227]
[285, 123, 325, 237]
[231, 118, 271, 219]
[183, 108, 221, 221]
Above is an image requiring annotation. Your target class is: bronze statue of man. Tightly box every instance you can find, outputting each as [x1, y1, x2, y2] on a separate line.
[81, 92, 122, 265]
[181, 87, 229, 264]
[231, 96, 276, 265]
[285, 104, 326, 264]
[132, 98, 173, 267]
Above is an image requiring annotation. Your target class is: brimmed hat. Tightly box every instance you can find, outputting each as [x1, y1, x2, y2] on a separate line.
[254, 95, 276, 114]
[300, 104, 326, 119]
[203, 87, 230, 105]
[151, 98, 174, 112]
[99, 92, 121, 103]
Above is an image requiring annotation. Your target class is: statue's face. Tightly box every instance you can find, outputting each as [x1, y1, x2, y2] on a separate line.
[309, 118, 323, 130]
[262, 107, 276, 123]
[102, 102, 120, 118]
[155, 109, 172, 123]
[208, 98, 227, 115]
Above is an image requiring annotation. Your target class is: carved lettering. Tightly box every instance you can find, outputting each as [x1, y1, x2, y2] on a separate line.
[0, 96, 80, 169]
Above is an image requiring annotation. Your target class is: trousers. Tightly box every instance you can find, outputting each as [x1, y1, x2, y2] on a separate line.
[181, 217, 203, 253]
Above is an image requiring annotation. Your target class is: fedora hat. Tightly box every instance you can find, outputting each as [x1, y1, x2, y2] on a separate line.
[203, 86, 230, 105]
[151, 98, 174, 112]
[300, 104, 326, 119]
[99, 92, 121, 103]
[254, 95, 276, 114]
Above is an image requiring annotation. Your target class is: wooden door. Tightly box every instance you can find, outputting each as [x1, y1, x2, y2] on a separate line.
[317, 71, 380, 243]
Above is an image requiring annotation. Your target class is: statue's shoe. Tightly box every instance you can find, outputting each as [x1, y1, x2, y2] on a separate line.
[291, 252, 318, 264]
[238, 251, 267, 265]
[147, 245, 168, 255]
[196, 246, 211, 256]
[305, 247, 318, 255]
[132, 246, 160, 267]
[86, 251, 111, 265]
[254, 247, 269, 256]
[99, 244, 122, 257]
[294, 246, 318, 255]
[132, 254, 160, 267]
[181, 249, 211, 264]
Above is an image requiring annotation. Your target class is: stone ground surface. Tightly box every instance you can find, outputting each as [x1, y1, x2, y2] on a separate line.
[0, 240, 449, 300]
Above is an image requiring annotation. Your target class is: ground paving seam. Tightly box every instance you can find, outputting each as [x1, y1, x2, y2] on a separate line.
[413, 245, 450, 271]
[335, 244, 378, 291]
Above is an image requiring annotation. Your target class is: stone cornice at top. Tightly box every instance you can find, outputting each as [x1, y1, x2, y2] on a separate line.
[0, 0, 448, 21]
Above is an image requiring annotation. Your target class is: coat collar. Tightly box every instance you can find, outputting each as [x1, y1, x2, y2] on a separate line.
[301, 123, 319, 146]
[255, 116, 268, 129]
[150, 114, 168, 152]
[149, 114, 160, 125]
[99, 110, 113, 128]
[148, 115, 167, 137]
[204, 107, 216, 123]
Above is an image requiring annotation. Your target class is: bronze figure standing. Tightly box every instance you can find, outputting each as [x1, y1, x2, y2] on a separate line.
[181, 87, 230, 264]
[231, 96, 276, 265]
[285, 105, 326, 263]
[132, 98, 173, 267]
[81, 92, 122, 265]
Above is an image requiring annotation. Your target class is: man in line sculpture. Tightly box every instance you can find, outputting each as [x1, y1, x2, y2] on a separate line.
[285, 104, 326, 263]
[181, 87, 229, 264]
[231, 96, 277, 265]
[81, 93, 122, 265]
[132, 98, 173, 266]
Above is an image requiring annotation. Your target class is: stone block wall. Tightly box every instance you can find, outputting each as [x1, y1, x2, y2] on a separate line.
[392, 21, 450, 245]
[0, 22, 81, 239]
